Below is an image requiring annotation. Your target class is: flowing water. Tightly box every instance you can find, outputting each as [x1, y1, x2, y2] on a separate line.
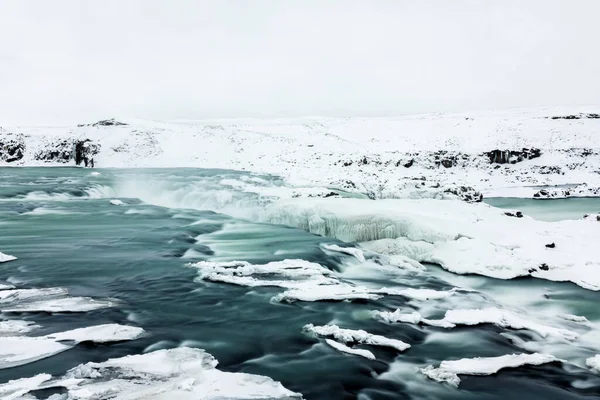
[1, 167, 600, 399]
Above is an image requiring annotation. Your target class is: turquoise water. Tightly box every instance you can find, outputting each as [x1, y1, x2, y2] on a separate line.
[485, 197, 600, 222]
[1, 168, 600, 399]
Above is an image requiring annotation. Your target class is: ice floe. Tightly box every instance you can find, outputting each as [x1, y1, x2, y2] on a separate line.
[0, 287, 68, 304]
[304, 324, 410, 352]
[190, 258, 460, 303]
[371, 310, 455, 328]
[109, 199, 125, 206]
[421, 353, 560, 387]
[586, 355, 600, 373]
[264, 198, 600, 290]
[0, 320, 39, 336]
[0, 374, 52, 400]
[1, 296, 115, 313]
[442, 308, 579, 340]
[0, 251, 17, 263]
[372, 307, 578, 341]
[0, 324, 145, 369]
[1, 347, 302, 399]
[324, 339, 375, 360]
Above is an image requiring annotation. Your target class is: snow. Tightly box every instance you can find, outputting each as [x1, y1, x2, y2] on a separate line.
[321, 244, 366, 262]
[0, 251, 17, 263]
[304, 324, 411, 352]
[421, 353, 559, 387]
[263, 197, 600, 291]
[274, 284, 383, 303]
[324, 339, 375, 360]
[5, 347, 302, 399]
[586, 355, 600, 373]
[0, 324, 145, 369]
[109, 199, 125, 206]
[3, 107, 600, 200]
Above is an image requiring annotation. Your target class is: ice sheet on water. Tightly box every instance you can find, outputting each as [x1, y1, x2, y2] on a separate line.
[2, 347, 302, 399]
[372, 307, 578, 340]
[264, 198, 600, 291]
[0, 251, 17, 263]
[2, 296, 115, 313]
[109, 199, 125, 206]
[324, 339, 375, 360]
[0, 374, 52, 400]
[421, 353, 560, 387]
[304, 324, 410, 352]
[0, 320, 40, 336]
[0, 324, 145, 369]
[0, 288, 68, 304]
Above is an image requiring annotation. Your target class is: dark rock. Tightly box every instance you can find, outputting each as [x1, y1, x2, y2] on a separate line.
[78, 118, 128, 127]
[342, 161, 353, 167]
[485, 148, 541, 164]
[0, 135, 25, 163]
[323, 192, 339, 198]
[34, 139, 73, 163]
[75, 139, 100, 167]
[504, 211, 523, 218]
[403, 159, 414, 168]
[545, 242, 555, 248]
[528, 268, 537, 273]
[443, 186, 483, 203]
[539, 263, 550, 271]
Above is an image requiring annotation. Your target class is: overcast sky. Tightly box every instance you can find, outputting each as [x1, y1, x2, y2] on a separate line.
[1, 0, 599, 125]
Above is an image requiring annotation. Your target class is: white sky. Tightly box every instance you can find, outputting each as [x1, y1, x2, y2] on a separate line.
[1, 0, 599, 124]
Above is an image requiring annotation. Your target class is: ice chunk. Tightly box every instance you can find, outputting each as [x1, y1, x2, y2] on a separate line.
[274, 284, 383, 303]
[0, 252, 17, 263]
[421, 353, 559, 387]
[0, 284, 15, 290]
[304, 324, 410, 352]
[321, 244, 366, 262]
[586, 355, 600, 373]
[372, 310, 455, 328]
[559, 314, 590, 325]
[442, 308, 578, 340]
[37, 348, 302, 399]
[0, 374, 52, 400]
[0, 324, 145, 369]
[109, 199, 125, 206]
[0, 288, 68, 304]
[0, 320, 39, 336]
[0, 336, 72, 369]
[2, 296, 115, 313]
[46, 324, 145, 343]
[324, 339, 375, 360]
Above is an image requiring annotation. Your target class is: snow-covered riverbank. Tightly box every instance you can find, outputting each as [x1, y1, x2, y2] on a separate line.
[2, 106, 600, 200]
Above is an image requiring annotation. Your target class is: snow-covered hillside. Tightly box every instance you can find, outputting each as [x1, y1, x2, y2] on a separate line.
[2, 107, 600, 199]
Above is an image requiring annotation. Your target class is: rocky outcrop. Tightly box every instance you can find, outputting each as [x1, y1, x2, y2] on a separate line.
[533, 184, 600, 199]
[485, 148, 541, 164]
[34, 139, 73, 163]
[0, 134, 25, 163]
[549, 113, 600, 120]
[75, 139, 100, 167]
[34, 138, 100, 167]
[77, 118, 128, 128]
[443, 186, 483, 203]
